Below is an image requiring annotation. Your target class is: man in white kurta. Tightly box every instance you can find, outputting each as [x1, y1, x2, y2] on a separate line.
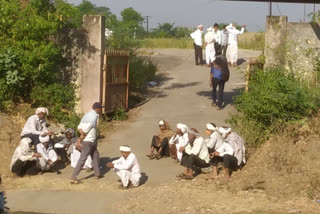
[226, 23, 246, 66]
[107, 146, 141, 188]
[204, 123, 223, 153]
[169, 123, 189, 162]
[190, 25, 204, 65]
[37, 135, 58, 171]
[212, 23, 222, 55]
[204, 27, 216, 64]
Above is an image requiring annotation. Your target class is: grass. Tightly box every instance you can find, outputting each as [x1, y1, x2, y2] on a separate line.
[140, 32, 265, 50]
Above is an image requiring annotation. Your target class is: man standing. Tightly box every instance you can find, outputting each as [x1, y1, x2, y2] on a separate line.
[204, 27, 216, 65]
[71, 102, 102, 184]
[226, 23, 246, 66]
[220, 25, 229, 57]
[190, 25, 204, 65]
[212, 23, 222, 56]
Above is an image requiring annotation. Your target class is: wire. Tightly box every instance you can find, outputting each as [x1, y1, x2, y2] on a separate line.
[276, 3, 282, 16]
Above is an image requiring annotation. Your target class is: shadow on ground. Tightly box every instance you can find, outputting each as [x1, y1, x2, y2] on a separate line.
[196, 88, 242, 107]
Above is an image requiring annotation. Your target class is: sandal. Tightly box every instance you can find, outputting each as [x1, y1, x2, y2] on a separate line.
[146, 154, 153, 158]
[70, 179, 81, 184]
[183, 175, 194, 180]
[176, 173, 185, 178]
[156, 155, 163, 160]
[149, 154, 156, 160]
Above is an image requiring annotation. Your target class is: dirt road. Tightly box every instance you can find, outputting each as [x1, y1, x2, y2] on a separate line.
[5, 49, 266, 214]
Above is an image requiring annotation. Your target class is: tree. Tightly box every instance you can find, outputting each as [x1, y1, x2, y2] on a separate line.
[121, 7, 144, 24]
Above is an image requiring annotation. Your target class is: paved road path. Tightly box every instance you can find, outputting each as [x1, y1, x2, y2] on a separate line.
[6, 49, 261, 214]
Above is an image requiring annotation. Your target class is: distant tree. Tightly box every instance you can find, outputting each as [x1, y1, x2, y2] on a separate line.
[174, 27, 192, 38]
[121, 7, 144, 24]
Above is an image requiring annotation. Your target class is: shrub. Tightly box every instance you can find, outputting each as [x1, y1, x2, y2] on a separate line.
[230, 68, 320, 147]
[129, 55, 157, 91]
[112, 107, 128, 121]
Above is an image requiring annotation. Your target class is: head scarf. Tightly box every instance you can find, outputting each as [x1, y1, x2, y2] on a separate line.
[177, 123, 188, 134]
[218, 127, 232, 139]
[187, 128, 200, 137]
[120, 145, 131, 152]
[65, 128, 75, 138]
[10, 138, 33, 170]
[206, 123, 218, 131]
[35, 107, 49, 116]
[39, 135, 50, 143]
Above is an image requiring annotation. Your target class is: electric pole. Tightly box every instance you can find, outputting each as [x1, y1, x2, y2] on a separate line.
[144, 16, 151, 33]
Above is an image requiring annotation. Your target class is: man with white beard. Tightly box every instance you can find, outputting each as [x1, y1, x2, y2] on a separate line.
[226, 23, 246, 66]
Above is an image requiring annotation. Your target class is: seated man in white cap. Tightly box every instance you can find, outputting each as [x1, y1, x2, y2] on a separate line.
[106, 145, 141, 189]
[147, 120, 174, 160]
[169, 123, 189, 162]
[178, 128, 210, 180]
[205, 123, 223, 153]
[21, 107, 54, 149]
[10, 138, 42, 177]
[209, 140, 237, 180]
[37, 135, 60, 174]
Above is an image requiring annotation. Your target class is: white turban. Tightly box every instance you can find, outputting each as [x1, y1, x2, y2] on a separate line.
[120, 145, 131, 152]
[198, 24, 203, 29]
[39, 135, 50, 143]
[218, 127, 232, 139]
[206, 123, 217, 131]
[35, 107, 49, 116]
[177, 123, 188, 134]
[187, 129, 200, 137]
[159, 120, 164, 125]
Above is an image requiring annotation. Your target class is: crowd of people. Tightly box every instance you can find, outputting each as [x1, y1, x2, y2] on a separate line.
[147, 120, 246, 180]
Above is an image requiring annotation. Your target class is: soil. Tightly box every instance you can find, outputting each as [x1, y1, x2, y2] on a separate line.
[2, 49, 320, 214]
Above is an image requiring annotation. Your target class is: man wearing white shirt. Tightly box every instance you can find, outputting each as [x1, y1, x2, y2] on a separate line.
[212, 23, 222, 56]
[71, 102, 102, 184]
[204, 123, 223, 153]
[169, 123, 189, 162]
[37, 135, 59, 174]
[178, 128, 210, 180]
[106, 146, 141, 189]
[220, 25, 229, 57]
[226, 23, 246, 66]
[204, 27, 216, 65]
[190, 25, 204, 65]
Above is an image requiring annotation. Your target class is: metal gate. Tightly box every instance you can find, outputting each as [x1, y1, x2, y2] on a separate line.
[102, 49, 130, 113]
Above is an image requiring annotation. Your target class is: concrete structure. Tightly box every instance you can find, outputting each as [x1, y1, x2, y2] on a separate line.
[78, 15, 106, 113]
[264, 16, 320, 80]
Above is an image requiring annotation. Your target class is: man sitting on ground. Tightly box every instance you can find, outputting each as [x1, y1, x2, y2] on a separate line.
[106, 146, 141, 189]
[218, 127, 246, 168]
[54, 128, 77, 165]
[20, 107, 54, 149]
[10, 138, 42, 177]
[205, 123, 223, 153]
[169, 123, 189, 162]
[147, 120, 174, 160]
[177, 128, 210, 180]
[37, 135, 60, 174]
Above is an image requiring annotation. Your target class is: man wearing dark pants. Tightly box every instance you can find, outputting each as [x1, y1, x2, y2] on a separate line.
[209, 58, 230, 110]
[190, 25, 204, 65]
[71, 102, 103, 184]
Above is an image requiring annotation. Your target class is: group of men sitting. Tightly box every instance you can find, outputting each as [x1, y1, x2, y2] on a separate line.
[147, 120, 246, 180]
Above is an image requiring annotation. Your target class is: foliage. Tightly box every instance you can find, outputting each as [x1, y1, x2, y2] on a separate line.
[129, 55, 157, 91]
[112, 108, 128, 121]
[140, 38, 193, 49]
[149, 23, 192, 39]
[238, 32, 265, 50]
[229, 68, 320, 147]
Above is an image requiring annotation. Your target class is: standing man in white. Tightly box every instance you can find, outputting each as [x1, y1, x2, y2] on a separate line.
[220, 25, 229, 58]
[204, 27, 216, 65]
[212, 23, 222, 56]
[106, 146, 141, 189]
[226, 23, 246, 66]
[190, 25, 204, 65]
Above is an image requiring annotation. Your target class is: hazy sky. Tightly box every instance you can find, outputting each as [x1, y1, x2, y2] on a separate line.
[66, 0, 320, 31]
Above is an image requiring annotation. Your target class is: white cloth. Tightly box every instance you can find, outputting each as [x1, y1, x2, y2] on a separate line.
[78, 110, 99, 143]
[190, 29, 203, 46]
[112, 153, 141, 187]
[205, 131, 224, 151]
[39, 135, 50, 143]
[226, 24, 244, 64]
[35, 107, 49, 115]
[205, 43, 216, 64]
[224, 132, 246, 166]
[36, 143, 58, 171]
[169, 133, 189, 161]
[176, 123, 188, 134]
[185, 136, 210, 164]
[21, 115, 48, 136]
[221, 29, 229, 46]
[216, 142, 234, 157]
[212, 30, 222, 45]
[120, 146, 131, 152]
[70, 146, 92, 169]
[10, 138, 36, 170]
[218, 127, 232, 139]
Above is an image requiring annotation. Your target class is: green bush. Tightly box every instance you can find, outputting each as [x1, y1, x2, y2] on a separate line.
[129, 55, 157, 91]
[230, 68, 320, 147]
[112, 107, 128, 121]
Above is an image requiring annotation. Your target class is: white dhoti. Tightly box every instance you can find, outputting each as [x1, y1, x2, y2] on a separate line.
[176, 144, 183, 162]
[205, 43, 216, 64]
[115, 169, 141, 187]
[38, 150, 58, 171]
[70, 149, 92, 169]
[226, 43, 238, 64]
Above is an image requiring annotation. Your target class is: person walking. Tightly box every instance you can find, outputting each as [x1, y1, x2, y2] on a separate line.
[209, 58, 230, 109]
[71, 102, 103, 184]
[190, 25, 204, 65]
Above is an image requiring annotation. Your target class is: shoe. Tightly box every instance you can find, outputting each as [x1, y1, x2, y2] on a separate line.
[211, 102, 217, 107]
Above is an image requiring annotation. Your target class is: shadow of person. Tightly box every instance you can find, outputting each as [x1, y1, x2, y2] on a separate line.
[237, 58, 246, 66]
[139, 172, 149, 186]
[79, 156, 118, 180]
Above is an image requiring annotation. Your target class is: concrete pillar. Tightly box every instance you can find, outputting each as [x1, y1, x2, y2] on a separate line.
[77, 15, 105, 114]
[264, 16, 287, 68]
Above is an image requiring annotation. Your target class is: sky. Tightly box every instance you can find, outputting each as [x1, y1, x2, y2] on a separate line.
[66, 0, 320, 31]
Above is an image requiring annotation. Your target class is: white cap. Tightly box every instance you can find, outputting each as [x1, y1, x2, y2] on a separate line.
[120, 145, 131, 152]
[39, 135, 50, 143]
[159, 120, 165, 125]
[177, 123, 188, 134]
[218, 127, 232, 138]
[206, 123, 217, 131]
